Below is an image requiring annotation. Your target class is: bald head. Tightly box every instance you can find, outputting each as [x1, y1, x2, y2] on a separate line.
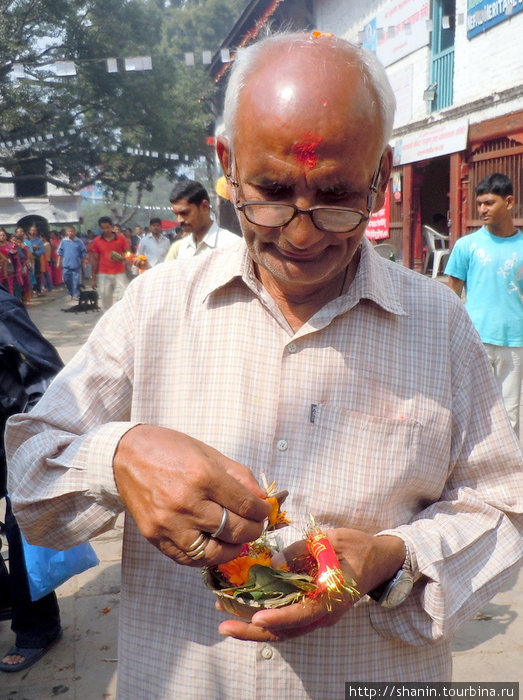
[223, 32, 396, 152]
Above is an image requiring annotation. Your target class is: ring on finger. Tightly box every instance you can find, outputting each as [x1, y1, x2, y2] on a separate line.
[210, 507, 228, 539]
[186, 532, 209, 560]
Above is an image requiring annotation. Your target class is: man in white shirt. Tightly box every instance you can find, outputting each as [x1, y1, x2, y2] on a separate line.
[137, 218, 171, 268]
[166, 180, 239, 261]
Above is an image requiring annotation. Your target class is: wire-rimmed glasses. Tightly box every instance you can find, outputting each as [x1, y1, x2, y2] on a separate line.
[227, 157, 383, 234]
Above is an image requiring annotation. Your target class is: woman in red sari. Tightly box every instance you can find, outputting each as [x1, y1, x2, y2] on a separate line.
[0, 229, 23, 297]
[49, 230, 63, 286]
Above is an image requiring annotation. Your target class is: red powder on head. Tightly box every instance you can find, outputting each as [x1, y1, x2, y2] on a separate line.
[291, 133, 324, 169]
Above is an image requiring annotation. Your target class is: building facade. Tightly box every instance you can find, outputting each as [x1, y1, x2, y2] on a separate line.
[314, 0, 523, 268]
[0, 166, 81, 234]
[212, 0, 522, 268]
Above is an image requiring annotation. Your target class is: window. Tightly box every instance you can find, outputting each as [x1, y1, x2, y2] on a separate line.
[430, 0, 455, 110]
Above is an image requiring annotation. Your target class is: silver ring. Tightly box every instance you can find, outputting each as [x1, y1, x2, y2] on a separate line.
[210, 507, 228, 539]
[186, 532, 209, 560]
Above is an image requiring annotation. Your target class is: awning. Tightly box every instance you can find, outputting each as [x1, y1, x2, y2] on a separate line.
[161, 219, 179, 230]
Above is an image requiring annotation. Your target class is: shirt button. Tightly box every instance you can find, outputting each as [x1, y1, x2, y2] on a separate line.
[277, 440, 288, 451]
[261, 645, 273, 660]
[287, 343, 298, 354]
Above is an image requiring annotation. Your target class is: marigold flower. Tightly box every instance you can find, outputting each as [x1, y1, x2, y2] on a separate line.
[218, 550, 272, 586]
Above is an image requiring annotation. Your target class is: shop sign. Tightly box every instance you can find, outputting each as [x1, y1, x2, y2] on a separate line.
[366, 186, 391, 241]
[392, 120, 468, 165]
[467, 0, 523, 39]
[362, 0, 430, 67]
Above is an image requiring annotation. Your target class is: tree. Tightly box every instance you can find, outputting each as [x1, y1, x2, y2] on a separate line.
[0, 0, 244, 207]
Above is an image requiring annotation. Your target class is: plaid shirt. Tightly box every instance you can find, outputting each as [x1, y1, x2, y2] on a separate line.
[7, 239, 523, 698]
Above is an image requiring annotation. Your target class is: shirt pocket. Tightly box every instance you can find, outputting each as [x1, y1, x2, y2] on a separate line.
[298, 403, 424, 532]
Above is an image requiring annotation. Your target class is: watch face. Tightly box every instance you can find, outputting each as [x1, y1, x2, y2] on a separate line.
[382, 571, 413, 608]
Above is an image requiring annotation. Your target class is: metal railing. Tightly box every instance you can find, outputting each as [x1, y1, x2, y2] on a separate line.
[431, 47, 454, 111]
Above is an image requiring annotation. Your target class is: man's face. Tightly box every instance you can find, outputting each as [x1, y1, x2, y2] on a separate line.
[150, 222, 163, 237]
[477, 192, 513, 230]
[100, 222, 113, 237]
[29, 226, 38, 238]
[0, 230, 7, 243]
[67, 227, 76, 239]
[220, 43, 388, 299]
[172, 199, 210, 238]
[134, 226, 143, 236]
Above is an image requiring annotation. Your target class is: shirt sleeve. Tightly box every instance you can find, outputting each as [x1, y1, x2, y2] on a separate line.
[444, 237, 469, 281]
[367, 318, 523, 646]
[6, 285, 141, 548]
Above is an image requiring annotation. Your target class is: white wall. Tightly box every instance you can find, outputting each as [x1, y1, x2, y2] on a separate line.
[453, 0, 523, 107]
[313, 0, 523, 132]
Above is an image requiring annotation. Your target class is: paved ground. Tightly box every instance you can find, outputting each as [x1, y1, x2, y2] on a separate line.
[1, 285, 521, 698]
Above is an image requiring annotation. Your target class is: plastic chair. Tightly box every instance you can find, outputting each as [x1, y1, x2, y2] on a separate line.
[373, 242, 397, 261]
[422, 225, 450, 278]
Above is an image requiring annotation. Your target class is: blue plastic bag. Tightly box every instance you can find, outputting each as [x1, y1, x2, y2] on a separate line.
[21, 534, 99, 601]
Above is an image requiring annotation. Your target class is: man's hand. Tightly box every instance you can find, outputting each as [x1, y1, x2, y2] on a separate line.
[113, 425, 271, 567]
[217, 529, 406, 642]
[90, 278, 97, 289]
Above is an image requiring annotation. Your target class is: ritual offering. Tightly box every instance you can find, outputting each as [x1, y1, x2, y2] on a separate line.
[110, 250, 148, 272]
[204, 479, 360, 619]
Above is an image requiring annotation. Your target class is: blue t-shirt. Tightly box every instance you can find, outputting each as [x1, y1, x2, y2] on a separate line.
[31, 236, 44, 258]
[445, 227, 523, 347]
[57, 237, 87, 270]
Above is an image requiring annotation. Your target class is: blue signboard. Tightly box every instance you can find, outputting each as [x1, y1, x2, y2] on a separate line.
[467, 0, 523, 38]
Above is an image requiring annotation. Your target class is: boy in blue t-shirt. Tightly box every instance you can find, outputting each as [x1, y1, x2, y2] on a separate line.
[446, 172, 523, 437]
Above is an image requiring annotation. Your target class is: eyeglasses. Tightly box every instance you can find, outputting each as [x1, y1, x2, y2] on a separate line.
[228, 157, 382, 234]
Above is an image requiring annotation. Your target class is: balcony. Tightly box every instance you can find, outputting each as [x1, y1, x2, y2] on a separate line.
[431, 46, 454, 111]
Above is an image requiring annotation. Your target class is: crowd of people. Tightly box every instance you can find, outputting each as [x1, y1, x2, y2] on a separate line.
[0, 190, 240, 314]
[0, 225, 59, 303]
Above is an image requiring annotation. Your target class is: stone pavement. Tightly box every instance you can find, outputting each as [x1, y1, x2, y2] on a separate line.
[0, 285, 521, 698]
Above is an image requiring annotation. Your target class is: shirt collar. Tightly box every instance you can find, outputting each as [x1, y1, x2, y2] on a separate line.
[202, 237, 407, 317]
[190, 220, 219, 250]
[343, 237, 408, 316]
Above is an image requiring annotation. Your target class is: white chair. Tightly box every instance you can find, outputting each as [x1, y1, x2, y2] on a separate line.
[373, 242, 397, 260]
[422, 225, 450, 278]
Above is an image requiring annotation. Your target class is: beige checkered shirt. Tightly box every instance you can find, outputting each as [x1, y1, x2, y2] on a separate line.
[7, 239, 523, 698]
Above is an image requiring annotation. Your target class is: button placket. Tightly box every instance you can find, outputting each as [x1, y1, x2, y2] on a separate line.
[261, 645, 273, 660]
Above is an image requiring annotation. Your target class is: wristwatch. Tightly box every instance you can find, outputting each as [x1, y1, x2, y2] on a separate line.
[368, 541, 415, 608]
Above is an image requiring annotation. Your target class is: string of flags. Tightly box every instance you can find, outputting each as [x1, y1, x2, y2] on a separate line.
[11, 56, 153, 79]
[0, 127, 211, 165]
[101, 199, 175, 213]
[9, 47, 234, 80]
[9, 0, 285, 81]
[357, 14, 465, 42]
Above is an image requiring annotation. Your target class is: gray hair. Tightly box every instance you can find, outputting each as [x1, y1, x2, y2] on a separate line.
[223, 32, 396, 152]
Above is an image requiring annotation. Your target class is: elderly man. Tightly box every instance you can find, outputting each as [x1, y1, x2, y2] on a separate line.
[6, 32, 522, 698]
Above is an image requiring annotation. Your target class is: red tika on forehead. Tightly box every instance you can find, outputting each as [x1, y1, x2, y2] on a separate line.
[291, 133, 324, 169]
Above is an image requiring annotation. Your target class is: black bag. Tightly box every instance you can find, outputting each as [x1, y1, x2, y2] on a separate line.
[0, 286, 63, 496]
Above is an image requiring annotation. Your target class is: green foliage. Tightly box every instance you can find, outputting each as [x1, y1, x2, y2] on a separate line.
[0, 0, 244, 201]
